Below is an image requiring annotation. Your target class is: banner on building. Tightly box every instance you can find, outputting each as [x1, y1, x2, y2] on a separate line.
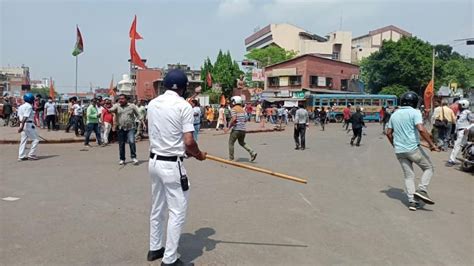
[251, 69, 265, 82]
[317, 77, 326, 87]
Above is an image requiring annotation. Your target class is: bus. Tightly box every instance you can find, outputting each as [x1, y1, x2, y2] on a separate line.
[306, 94, 398, 122]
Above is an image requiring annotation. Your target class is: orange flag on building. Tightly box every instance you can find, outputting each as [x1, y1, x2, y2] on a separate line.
[49, 78, 55, 99]
[423, 79, 434, 111]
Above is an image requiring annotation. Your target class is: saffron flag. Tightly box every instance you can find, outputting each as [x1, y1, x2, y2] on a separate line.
[108, 76, 116, 97]
[129, 15, 146, 69]
[423, 79, 434, 111]
[72, 26, 84, 56]
[206, 72, 212, 87]
[219, 94, 226, 106]
[49, 78, 55, 99]
[129, 15, 143, 40]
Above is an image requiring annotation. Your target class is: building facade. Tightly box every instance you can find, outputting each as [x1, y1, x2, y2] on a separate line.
[0, 65, 30, 96]
[263, 54, 360, 101]
[351, 25, 412, 63]
[245, 23, 352, 63]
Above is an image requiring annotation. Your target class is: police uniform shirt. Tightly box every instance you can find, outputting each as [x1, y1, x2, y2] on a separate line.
[147, 90, 194, 157]
[18, 102, 34, 122]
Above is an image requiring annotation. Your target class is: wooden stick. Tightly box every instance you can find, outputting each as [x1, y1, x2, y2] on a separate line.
[206, 154, 307, 184]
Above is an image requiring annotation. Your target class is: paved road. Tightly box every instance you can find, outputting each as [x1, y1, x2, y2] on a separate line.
[1, 123, 472, 265]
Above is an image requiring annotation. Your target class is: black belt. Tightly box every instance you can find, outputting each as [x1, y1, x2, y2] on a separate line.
[149, 152, 183, 162]
[25, 121, 34, 123]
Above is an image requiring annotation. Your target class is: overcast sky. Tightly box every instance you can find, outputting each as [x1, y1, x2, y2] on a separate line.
[1, 0, 472, 93]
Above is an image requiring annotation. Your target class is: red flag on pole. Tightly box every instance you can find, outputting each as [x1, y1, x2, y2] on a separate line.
[129, 15, 143, 40]
[129, 15, 146, 69]
[206, 72, 212, 87]
[49, 78, 55, 99]
[423, 79, 434, 112]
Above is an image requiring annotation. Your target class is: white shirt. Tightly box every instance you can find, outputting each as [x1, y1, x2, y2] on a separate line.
[456, 109, 474, 130]
[73, 103, 83, 116]
[97, 106, 104, 122]
[18, 102, 34, 121]
[44, 102, 56, 116]
[148, 90, 194, 157]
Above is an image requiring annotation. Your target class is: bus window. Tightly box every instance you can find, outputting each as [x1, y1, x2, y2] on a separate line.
[372, 99, 380, 106]
[363, 99, 372, 106]
[330, 99, 336, 106]
[337, 99, 347, 106]
[321, 99, 328, 106]
[355, 98, 363, 106]
[314, 99, 320, 106]
[347, 98, 355, 106]
[386, 99, 394, 106]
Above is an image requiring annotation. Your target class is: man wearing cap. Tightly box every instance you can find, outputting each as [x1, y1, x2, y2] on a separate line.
[146, 69, 206, 266]
[17, 93, 40, 161]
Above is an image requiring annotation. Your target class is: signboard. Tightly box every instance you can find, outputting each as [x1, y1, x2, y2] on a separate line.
[279, 77, 289, 86]
[251, 69, 265, 82]
[280, 90, 290, 97]
[317, 77, 326, 87]
[293, 91, 305, 99]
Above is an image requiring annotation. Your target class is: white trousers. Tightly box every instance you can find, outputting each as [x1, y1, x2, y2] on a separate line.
[18, 123, 40, 159]
[149, 158, 189, 264]
[102, 122, 112, 144]
[449, 129, 465, 163]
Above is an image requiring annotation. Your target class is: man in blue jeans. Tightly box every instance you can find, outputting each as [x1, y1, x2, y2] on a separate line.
[84, 98, 102, 147]
[191, 99, 201, 141]
[108, 94, 142, 165]
[386, 91, 440, 211]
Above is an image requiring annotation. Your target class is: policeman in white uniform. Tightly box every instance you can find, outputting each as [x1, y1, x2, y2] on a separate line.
[17, 93, 40, 161]
[146, 69, 206, 266]
[446, 99, 474, 166]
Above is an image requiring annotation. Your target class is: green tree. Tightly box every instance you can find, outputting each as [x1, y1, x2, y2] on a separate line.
[200, 57, 213, 92]
[245, 45, 297, 67]
[360, 36, 433, 94]
[439, 58, 474, 89]
[209, 50, 243, 98]
[379, 84, 409, 97]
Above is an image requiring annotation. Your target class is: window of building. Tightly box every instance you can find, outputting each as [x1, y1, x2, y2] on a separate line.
[332, 52, 339, 60]
[326, 77, 333, 88]
[341, 79, 349, 91]
[310, 76, 318, 87]
[268, 77, 279, 87]
[289, 76, 301, 86]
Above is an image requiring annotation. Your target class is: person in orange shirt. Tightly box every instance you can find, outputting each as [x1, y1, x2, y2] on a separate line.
[205, 105, 214, 128]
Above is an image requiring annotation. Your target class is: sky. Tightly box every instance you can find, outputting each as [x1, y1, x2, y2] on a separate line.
[1, 0, 472, 93]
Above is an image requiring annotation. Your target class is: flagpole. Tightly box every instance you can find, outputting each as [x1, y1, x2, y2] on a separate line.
[75, 55, 78, 97]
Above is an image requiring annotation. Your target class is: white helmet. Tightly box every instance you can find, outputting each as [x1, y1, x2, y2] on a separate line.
[459, 99, 470, 109]
[231, 96, 243, 105]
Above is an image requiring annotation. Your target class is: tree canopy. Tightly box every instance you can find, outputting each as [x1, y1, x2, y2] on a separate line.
[245, 45, 297, 67]
[360, 36, 473, 95]
[200, 50, 243, 98]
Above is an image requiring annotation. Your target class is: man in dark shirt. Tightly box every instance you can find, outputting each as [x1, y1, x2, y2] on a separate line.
[350, 106, 366, 146]
[3, 98, 12, 126]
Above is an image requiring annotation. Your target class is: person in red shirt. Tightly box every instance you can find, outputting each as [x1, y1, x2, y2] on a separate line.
[101, 99, 114, 146]
[343, 104, 351, 130]
[245, 103, 253, 122]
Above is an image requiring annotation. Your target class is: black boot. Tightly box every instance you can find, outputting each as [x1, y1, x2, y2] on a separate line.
[147, 247, 165, 262]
